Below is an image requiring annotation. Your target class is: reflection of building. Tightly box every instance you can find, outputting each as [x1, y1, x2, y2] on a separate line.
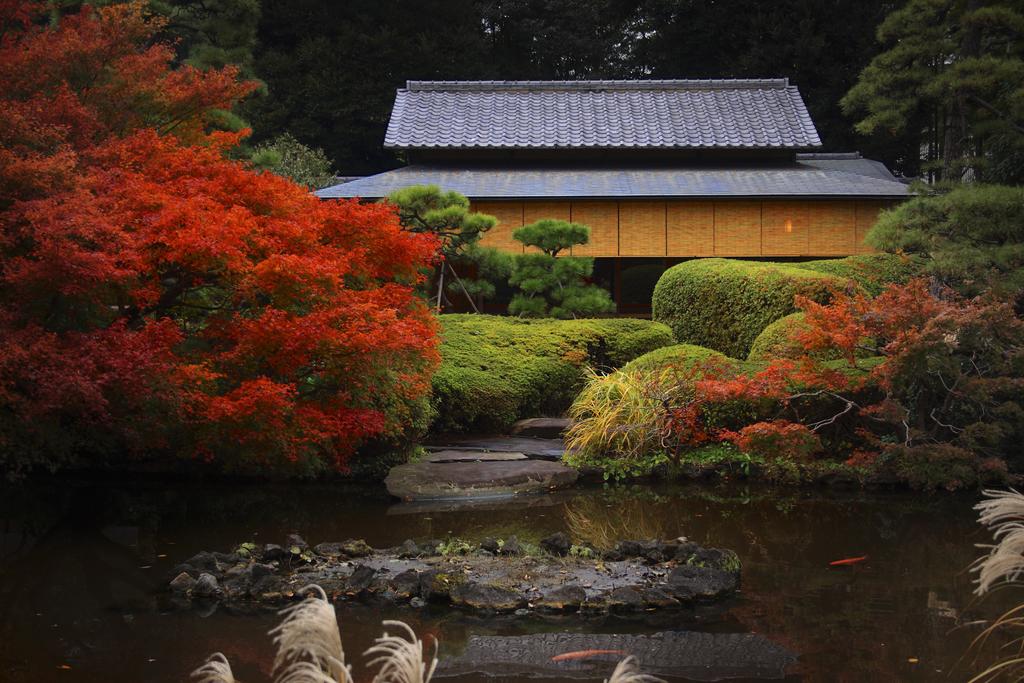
[317, 80, 908, 313]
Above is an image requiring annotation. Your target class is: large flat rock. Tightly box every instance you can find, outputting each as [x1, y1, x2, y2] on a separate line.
[423, 450, 527, 463]
[435, 631, 796, 680]
[425, 436, 564, 461]
[509, 417, 572, 439]
[385, 459, 578, 500]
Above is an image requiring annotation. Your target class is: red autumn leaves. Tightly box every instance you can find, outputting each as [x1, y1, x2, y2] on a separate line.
[0, 2, 439, 476]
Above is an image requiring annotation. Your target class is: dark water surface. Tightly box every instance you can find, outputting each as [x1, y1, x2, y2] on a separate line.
[0, 478, 1013, 683]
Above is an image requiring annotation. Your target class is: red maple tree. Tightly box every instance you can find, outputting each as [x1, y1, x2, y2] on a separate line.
[654, 280, 1023, 488]
[0, 2, 439, 477]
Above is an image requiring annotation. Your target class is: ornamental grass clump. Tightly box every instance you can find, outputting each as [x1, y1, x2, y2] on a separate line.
[565, 367, 679, 468]
[967, 490, 1024, 682]
[192, 584, 655, 682]
[192, 585, 430, 683]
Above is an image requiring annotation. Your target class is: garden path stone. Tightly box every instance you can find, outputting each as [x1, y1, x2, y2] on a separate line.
[423, 450, 527, 463]
[509, 417, 572, 439]
[385, 459, 577, 500]
[424, 436, 564, 461]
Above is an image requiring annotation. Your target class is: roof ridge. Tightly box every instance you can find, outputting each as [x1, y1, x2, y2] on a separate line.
[796, 152, 862, 160]
[404, 78, 791, 92]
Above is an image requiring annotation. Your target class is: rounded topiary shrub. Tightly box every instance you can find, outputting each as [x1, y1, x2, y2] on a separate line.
[793, 254, 924, 297]
[747, 313, 808, 361]
[652, 259, 849, 359]
[623, 343, 738, 374]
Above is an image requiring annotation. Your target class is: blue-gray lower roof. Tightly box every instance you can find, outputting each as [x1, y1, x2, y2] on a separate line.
[315, 158, 908, 200]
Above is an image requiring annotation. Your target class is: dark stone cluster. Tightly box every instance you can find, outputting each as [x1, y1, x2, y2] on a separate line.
[166, 532, 741, 615]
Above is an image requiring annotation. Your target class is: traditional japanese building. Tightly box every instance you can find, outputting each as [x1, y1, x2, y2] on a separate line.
[316, 79, 908, 312]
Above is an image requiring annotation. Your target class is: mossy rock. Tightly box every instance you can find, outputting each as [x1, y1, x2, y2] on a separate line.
[432, 315, 674, 433]
[652, 259, 850, 358]
[792, 254, 924, 297]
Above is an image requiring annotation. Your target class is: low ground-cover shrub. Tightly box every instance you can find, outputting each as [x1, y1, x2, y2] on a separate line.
[793, 254, 924, 297]
[567, 280, 1022, 490]
[652, 258, 849, 358]
[623, 343, 738, 373]
[432, 315, 674, 433]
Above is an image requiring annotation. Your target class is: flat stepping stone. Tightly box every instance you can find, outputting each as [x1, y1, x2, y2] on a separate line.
[423, 450, 528, 463]
[509, 417, 572, 439]
[385, 459, 577, 500]
[425, 436, 564, 461]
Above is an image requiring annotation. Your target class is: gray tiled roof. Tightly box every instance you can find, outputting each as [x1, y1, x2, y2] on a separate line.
[385, 79, 822, 150]
[315, 160, 908, 200]
[794, 153, 899, 182]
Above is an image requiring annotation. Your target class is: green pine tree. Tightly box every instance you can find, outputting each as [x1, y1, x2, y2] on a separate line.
[508, 219, 615, 319]
[843, 0, 1024, 184]
[387, 185, 506, 311]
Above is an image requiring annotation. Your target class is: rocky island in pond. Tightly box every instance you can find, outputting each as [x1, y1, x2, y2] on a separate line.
[166, 533, 740, 614]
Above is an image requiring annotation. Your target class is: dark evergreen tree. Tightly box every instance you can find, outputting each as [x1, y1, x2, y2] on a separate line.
[509, 220, 615, 318]
[843, 0, 1024, 184]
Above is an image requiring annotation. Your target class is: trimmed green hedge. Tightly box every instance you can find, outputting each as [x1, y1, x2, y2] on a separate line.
[623, 343, 738, 374]
[652, 259, 848, 359]
[747, 312, 808, 361]
[793, 254, 924, 296]
[432, 315, 674, 433]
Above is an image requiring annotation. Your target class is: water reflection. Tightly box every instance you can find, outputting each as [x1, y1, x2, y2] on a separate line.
[0, 479, 1013, 681]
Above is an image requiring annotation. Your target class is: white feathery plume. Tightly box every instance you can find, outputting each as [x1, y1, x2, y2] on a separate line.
[192, 653, 237, 683]
[275, 660, 344, 683]
[604, 656, 665, 683]
[973, 489, 1024, 595]
[364, 620, 438, 683]
[269, 585, 351, 683]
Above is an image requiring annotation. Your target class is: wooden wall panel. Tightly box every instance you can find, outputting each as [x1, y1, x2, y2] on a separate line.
[619, 201, 667, 256]
[808, 201, 856, 255]
[473, 201, 523, 253]
[570, 202, 619, 256]
[762, 201, 810, 256]
[667, 202, 714, 256]
[714, 202, 762, 256]
[523, 201, 571, 224]
[522, 201, 572, 254]
[855, 201, 883, 254]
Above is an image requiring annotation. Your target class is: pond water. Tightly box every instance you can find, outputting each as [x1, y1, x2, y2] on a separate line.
[0, 478, 1014, 682]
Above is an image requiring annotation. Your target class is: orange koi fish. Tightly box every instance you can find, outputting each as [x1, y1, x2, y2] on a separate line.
[551, 649, 628, 662]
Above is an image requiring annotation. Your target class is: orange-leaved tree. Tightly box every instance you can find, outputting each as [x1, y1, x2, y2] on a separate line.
[0, 2, 439, 478]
